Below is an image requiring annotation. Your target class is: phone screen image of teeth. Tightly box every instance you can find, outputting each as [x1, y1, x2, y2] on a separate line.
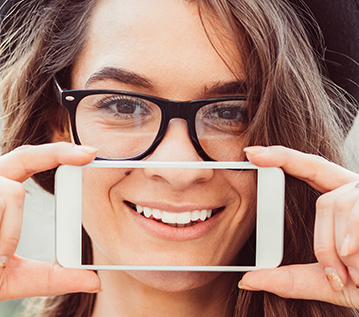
[80, 166, 257, 268]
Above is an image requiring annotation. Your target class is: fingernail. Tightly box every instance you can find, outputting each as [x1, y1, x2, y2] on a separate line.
[77, 145, 98, 155]
[0, 256, 8, 269]
[243, 146, 269, 155]
[348, 267, 359, 288]
[325, 267, 344, 292]
[340, 234, 351, 257]
[238, 280, 257, 291]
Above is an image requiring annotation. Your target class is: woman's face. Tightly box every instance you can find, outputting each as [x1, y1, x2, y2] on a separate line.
[72, 0, 255, 289]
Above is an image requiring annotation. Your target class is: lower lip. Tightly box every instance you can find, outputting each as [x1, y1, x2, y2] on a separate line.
[127, 205, 222, 241]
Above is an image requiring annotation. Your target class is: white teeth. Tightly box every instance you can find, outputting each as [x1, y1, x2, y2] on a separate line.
[176, 211, 191, 224]
[162, 211, 177, 224]
[200, 209, 207, 221]
[152, 208, 162, 220]
[143, 207, 152, 218]
[191, 210, 201, 221]
[135, 205, 214, 225]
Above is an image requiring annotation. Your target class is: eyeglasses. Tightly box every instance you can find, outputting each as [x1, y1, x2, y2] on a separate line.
[54, 79, 249, 161]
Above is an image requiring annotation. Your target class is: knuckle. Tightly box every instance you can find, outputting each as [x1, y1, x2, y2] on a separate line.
[7, 146, 37, 176]
[314, 243, 334, 262]
[286, 267, 296, 295]
[0, 177, 26, 201]
[2, 235, 20, 251]
[6, 181, 26, 201]
[306, 155, 329, 180]
[271, 145, 286, 152]
[12, 144, 33, 153]
[316, 193, 333, 212]
[46, 262, 57, 295]
[10, 145, 35, 161]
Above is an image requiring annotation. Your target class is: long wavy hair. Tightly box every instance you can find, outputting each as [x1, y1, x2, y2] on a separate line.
[1, 0, 358, 316]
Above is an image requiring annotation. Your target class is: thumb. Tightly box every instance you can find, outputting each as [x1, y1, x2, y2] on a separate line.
[2, 256, 102, 301]
[238, 263, 338, 303]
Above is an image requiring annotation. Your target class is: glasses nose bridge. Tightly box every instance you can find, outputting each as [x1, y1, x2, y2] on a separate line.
[163, 100, 196, 121]
[155, 99, 212, 161]
[160, 100, 200, 142]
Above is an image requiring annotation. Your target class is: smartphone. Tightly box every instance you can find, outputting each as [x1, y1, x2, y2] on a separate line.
[55, 161, 285, 271]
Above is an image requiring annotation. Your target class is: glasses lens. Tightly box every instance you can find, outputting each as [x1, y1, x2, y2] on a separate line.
[75, 93, 162, 159]
[195, 100, 248, 161]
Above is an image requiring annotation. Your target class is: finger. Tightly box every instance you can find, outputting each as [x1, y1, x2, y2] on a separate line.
[0, 142, 97, 183]
[315, 182, 359, 290]
[0, 256, 102, 301]
[244, 146, 359, 193]
[0, 196, 6, 268]
[238, 263, 353, 306]
[340, 192, 359, 287]
[314, 189, 348, 289]
[0, 178, 25, 264]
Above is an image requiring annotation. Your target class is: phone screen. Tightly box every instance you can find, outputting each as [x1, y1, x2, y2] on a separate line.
[80, 166, 257, 267]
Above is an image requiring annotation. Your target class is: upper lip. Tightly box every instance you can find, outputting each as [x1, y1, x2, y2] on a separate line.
[124, 200, 224, 214]
[125, 200, 225, 225]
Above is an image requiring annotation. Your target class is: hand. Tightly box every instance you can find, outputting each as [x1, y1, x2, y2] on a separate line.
[0, 143, 102, 301]
[238, 146, 359, 308]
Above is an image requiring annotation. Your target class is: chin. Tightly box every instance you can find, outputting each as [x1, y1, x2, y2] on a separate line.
[127, 270, 222, 292]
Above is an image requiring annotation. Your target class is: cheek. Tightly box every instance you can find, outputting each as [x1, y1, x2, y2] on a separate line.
[224, 170, 257, 206]
[81, 168, 129, 240]
[224, 170, 257, 245]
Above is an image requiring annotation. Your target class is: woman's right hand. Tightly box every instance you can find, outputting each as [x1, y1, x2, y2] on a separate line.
[0, 142, 102, 301]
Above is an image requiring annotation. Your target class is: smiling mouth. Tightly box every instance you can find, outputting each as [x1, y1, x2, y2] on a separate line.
[125, 201, 224, 228]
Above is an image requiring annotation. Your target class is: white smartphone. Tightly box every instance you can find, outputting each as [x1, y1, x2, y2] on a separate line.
[55, 161, 285, 271]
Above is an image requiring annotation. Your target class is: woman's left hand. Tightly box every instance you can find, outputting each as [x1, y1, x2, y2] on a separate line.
[239, 145, 359, 308]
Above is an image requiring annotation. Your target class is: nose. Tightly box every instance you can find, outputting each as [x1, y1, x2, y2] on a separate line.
[144, 119, 214, 189]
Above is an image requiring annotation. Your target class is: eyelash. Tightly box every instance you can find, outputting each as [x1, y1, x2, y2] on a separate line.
[203, 104, 248, 122]
[96, 95, 151, 118]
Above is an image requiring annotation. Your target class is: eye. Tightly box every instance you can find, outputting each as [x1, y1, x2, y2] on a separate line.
[97, 95, 150, 117]
[204, 102, 248, 124]
[215, 106, 247, 121]
[196, 100, 249, 135]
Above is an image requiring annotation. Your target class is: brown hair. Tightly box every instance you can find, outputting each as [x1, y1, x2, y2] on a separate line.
[1, 0, 358, 316]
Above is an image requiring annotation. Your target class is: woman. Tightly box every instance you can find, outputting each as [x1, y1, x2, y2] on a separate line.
[0, 0, 359, 316]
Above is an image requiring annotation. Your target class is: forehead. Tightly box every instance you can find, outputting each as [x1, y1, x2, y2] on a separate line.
[72, 0, 244, 97]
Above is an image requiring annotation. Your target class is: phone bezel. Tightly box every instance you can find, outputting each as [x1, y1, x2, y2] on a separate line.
[55, 161, 285, 271]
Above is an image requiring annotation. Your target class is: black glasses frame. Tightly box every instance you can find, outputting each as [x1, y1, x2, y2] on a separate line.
[54, 78, 248, 161]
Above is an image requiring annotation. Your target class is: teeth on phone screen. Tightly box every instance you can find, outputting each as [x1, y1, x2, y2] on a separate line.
[135, 205, 214, 225]
[143, 207, 152, 218]
[162, 211, 177, 224]
[152, 208, 162, 219]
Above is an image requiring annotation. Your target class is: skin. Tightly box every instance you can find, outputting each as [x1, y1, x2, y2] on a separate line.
[0, 0, 358, 315]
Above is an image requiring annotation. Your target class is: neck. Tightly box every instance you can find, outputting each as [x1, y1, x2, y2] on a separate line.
[91, 270, 237, 317]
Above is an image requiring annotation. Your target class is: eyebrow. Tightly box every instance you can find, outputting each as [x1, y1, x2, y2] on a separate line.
[85, 66, 246, 96]
[86, 67, 154, 89]
[204, 80, 246, 96]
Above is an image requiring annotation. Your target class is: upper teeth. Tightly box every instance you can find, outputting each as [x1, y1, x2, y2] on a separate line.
[136, 205, 212, 225]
